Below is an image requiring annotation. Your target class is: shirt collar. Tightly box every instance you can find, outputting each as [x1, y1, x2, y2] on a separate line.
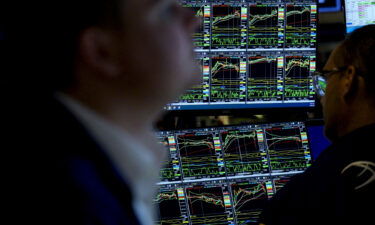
[54, 92, 166, 225]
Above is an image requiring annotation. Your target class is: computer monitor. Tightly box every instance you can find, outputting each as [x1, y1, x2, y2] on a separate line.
[306, 120, 331, 161]
[344, 0, 375, 33]
[166, 0, 318, 111]
[318, 0, 342, 13]
[155, 121, 313, 224]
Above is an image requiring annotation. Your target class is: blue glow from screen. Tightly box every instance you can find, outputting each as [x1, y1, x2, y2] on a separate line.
[307, 125, 331, 161]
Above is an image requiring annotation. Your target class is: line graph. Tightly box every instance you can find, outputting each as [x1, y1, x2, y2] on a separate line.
[265, 127, 302, 151]
[186, 186, 229, 224]
[220, 130, 268, 175]
[286, 6, 311, 19]
[284, 55, 313, 100]
[247, 55, 282, 101]
[248, 4, 284, 48]
[285, 4, 316, 48]
[188, 190, 224, 208]
[212, 4, 247, 49]
[155, 191, 178, 204]
[155, 189, 184, 225]
[212, 11, 241, 26]
[265, 125, 310, 172]
[231, 181, 268, 225]
[285, 58, 310, 75]
[286, 33, 313, 46]
[178, 133, 224, 179]
[210, 56, 246, 102]
[248, 9, 278, 26]
[211, 60, 240, 76]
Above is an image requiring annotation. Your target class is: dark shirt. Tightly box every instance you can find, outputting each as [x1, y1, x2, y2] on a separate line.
[260, 123, 375, 225]
[3, 93, 141, 225]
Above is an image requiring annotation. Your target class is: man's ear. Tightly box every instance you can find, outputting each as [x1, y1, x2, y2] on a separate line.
[342, 65, 359, 103]
[77, 27, 121, 78]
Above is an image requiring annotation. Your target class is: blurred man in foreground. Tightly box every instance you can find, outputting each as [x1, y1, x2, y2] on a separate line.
[3, 0, 199, 224]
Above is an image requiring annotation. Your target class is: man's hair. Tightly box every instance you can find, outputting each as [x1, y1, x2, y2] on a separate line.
[340, 24, 375, 100]
[2, 0, 123, 93]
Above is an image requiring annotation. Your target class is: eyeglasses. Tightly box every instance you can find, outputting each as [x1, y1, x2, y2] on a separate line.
[312, 67, 347, 98]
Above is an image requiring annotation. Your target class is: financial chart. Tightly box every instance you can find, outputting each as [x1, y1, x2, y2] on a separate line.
[210, 54, 247, 102]
[167, 0, 317, 110]
[248, 4, 284, 49]
[247, 52, 284, 102]
[155, 121, 312, 224]
[285, 4, 317, 48]
[211, 4, 247, 49]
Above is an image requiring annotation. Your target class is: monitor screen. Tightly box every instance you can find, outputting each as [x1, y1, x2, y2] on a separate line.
[345, 0, 375, 33]
[155, 121, 313, 224]
[318, 0, 342, 13]
[306, 123, 331, 160]
[166, 0, 318, 111]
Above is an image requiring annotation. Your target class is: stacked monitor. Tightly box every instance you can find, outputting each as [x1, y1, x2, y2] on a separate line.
[345, 0, 375, 33]
[155, 121, 312, 224]
[155, 0, 320, 224]
[166, 0, 317, 110]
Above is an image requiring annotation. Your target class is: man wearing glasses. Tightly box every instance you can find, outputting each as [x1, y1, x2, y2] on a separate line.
[260, 25, 375, 225]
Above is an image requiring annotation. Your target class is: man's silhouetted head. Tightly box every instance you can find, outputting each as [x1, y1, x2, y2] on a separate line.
[4, 0, 200, 118]
[322, 25, 375, 141]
